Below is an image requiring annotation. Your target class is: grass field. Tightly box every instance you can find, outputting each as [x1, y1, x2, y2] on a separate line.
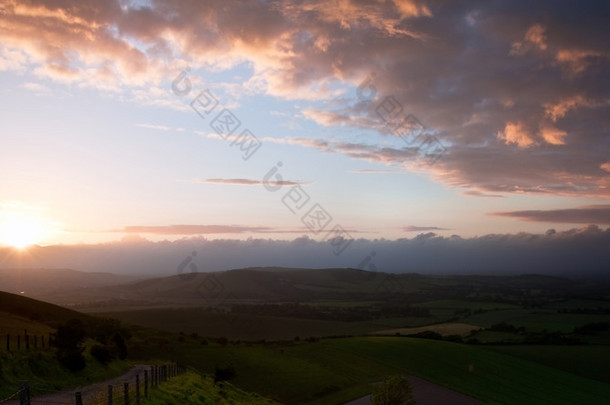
[99, 308, 436, 340]
[462, 308, 610, 332]
[372, 322, 479, 337]
[415, 300, 521, 311]
[0, 311, 54, 336]
[130, 334, 610, 405]
[483, 345, 610, 384]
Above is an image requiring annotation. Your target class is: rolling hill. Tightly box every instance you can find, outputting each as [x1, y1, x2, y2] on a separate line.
[38, 267, 600, 308]
[0, 268, 140, 304]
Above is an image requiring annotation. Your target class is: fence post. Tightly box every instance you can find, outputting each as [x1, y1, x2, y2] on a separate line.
[17, 335, 20, 350]
[123, 382, 129, 405]
[75, 392, 83, 405]
[144, 370, 149, 398]
[6, 334, 9, 352]
[108, 385, 113, 405]
[19, 381, 30, 405]
[34, 335, 38, 350]
[25, 333, 29, 351]
[41, 335, 45, 350]
[136, 374, 140, 405]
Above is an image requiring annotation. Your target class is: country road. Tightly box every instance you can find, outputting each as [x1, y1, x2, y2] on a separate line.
[4, 364, 152, 405]
[343, 375, 481, 405]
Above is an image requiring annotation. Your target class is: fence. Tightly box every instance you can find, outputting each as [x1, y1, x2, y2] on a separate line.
[0, 363, 185, 405]
[3, 331, 49, 352]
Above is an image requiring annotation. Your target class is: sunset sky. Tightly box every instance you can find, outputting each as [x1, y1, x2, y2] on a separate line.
[1, 0, 609, 253]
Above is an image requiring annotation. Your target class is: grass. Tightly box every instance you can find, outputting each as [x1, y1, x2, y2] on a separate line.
[0, 291, 91, 326]
[130, 333, 610, 405]
[0, 348, 132, 399]
[415, 299, 521, 311]
[462, 308, 610, 333]
[99, 308, 435, 340]
[372, 322, 480, 337]
[141, 371, 279, 405]
[0, 311, 54, 336]
[483, 345, 610, 384]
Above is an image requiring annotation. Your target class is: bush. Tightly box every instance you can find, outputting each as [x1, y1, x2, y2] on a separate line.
[57, 348, 86, 372]
[214, 364, 236, 384]
[112, 333, 128, 360]
[371, 375, 416, 405]
[91, 345, 114, 365]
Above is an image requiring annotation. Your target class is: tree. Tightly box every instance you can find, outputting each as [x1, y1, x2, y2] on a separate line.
[51, 319, 87, 371]
[112, 333, 128, 360]
[371, 375, 416, 405]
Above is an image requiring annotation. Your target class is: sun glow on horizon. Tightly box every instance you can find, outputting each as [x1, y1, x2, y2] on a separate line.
[0, 213, 50, 249]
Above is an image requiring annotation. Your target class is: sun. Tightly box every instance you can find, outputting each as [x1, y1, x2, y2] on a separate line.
[0, 214, 47, 249]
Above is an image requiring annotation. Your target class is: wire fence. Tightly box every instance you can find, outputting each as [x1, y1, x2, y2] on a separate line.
[2, 363, 184, 405]
[0, 388, 22, 404]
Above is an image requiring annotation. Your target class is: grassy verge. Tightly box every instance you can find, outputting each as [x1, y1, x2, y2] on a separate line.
[0, 349, 131, 399]
[142, 371, 279, 405]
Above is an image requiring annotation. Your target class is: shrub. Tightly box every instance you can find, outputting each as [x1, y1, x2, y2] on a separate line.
[214, 364, 236, 384]
[371, 375, 416, 405]
[57, 348, 86, 372]
[91, 345, 114, 365]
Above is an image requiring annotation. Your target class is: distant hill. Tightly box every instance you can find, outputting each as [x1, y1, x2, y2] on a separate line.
[0, 290, 91, 327]
[0, 268, 141, 303]
[33, 267, 600, 308]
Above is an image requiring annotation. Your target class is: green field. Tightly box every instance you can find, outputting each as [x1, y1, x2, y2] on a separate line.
[483, 345, 610, 384]
[130, 334, 610, 405]
[462, 308, 609, 332]
[99, 308, 436, 340]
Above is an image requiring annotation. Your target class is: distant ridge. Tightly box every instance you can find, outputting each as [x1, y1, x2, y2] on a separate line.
[19, 267, 597, 308]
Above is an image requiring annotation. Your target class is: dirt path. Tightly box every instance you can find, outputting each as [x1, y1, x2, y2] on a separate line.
[344, 375, 481, 405]
[5, 364, 151, 405]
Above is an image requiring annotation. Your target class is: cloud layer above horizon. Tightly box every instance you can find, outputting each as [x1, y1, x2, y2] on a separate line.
[1, 0, 609, 199]
[0, 226, 608, 278]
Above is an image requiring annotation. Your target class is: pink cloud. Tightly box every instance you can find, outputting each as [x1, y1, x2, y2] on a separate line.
[1, 0, 608, 199]
[493, 205, 610, 224]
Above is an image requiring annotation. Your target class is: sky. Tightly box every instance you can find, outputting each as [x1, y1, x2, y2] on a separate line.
[0, 0, 609, 275]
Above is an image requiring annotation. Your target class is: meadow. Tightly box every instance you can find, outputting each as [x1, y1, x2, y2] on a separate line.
[128, 334, 610, 405]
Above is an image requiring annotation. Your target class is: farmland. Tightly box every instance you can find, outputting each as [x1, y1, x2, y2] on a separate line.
[2, 268, 610, 404]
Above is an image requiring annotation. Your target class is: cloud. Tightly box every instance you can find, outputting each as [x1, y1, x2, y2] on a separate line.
[136, 123, 172, 131]
[601, 162, 610, 172]
[350, 169, 400, 174]
[497, 122, 536, 148]
[403, 225, 449, 232]
[117, 225, 274, 235]
[1, 0, 609, 197]
[20, 82, 51, 93]
[198, 178, 309, 186]
[540, 125, 567, 145]
[493, 205, 610, 224]
[462, 190, 504, 198]
[2, 226, 609, 278]
[511, 23, 547, 54]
